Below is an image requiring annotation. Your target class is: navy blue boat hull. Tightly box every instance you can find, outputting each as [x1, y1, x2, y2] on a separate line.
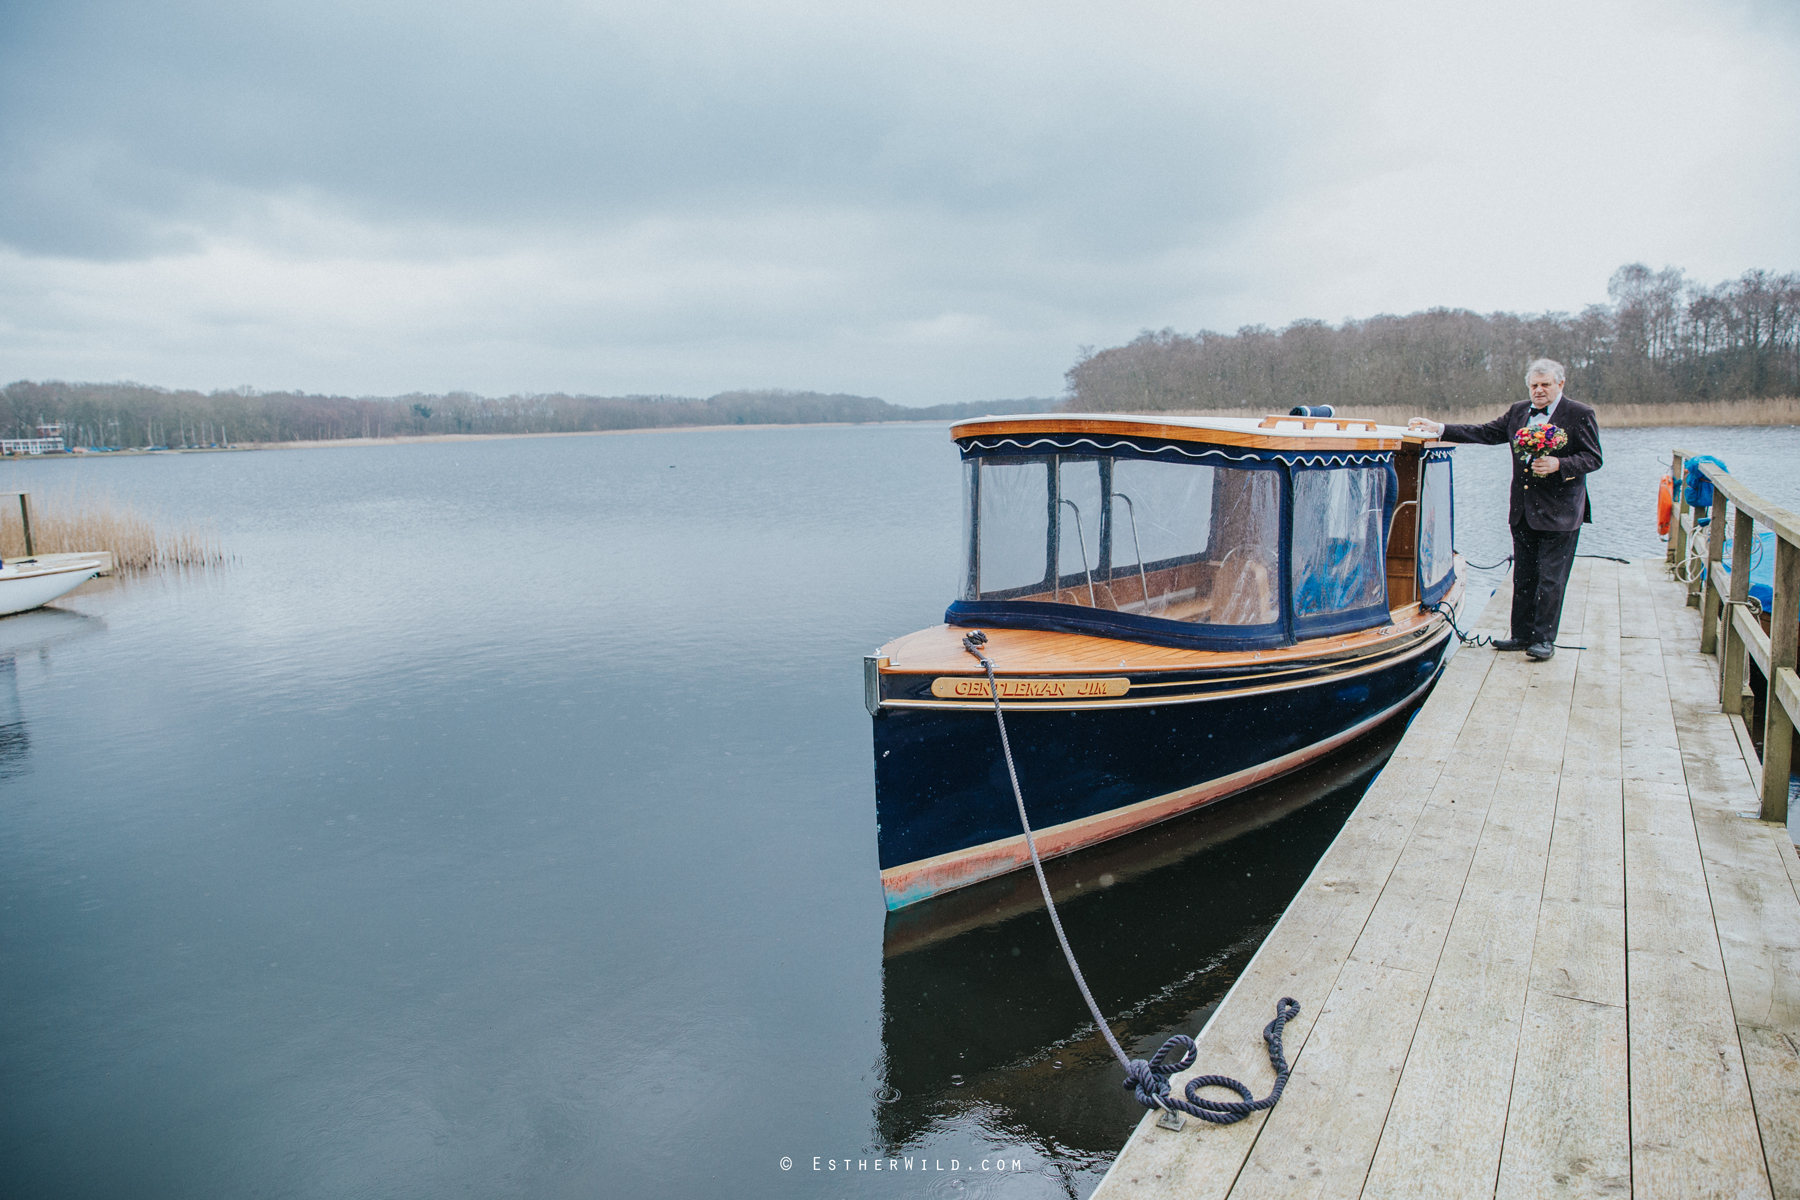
[872, 628, 1452, 909]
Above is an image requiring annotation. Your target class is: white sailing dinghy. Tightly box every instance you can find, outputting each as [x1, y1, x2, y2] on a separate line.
[0, 557, 105, 616]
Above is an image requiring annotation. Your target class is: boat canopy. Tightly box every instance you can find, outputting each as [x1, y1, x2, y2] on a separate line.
[945, 423, 1455, 651]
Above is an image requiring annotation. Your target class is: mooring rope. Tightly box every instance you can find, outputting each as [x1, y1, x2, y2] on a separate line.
[1467, 552, 1631, 570]
[1673, 526, 1709, 584]
[959, 629, 1298, 1125]
[1428, 599, 1499, 647]
[1427, 601, 1588, 652]
[1432, 548, 1630, 652]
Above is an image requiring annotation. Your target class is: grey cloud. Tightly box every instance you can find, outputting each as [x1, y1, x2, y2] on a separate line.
[0, 0, 1309, 260]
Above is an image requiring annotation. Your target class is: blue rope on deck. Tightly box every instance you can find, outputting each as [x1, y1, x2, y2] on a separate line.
[960, 629, 1301, 1128]
[1122, 998, 1299, 1123]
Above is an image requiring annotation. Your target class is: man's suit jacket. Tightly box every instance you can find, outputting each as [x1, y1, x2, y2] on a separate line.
[1441, 397, 1603, 531]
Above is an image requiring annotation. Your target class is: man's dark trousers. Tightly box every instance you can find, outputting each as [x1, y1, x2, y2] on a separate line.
[1441, 394, 1602, 648]
[1510, 521, 1580, 645]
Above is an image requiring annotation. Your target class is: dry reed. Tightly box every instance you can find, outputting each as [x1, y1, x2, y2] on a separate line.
[1139, 396, 1800, 430]
[0, 489, 227, 571]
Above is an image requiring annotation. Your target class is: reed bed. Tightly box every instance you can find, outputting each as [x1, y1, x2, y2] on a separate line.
[0, 489, 227, 571]
[1144, 396, 1800, 430]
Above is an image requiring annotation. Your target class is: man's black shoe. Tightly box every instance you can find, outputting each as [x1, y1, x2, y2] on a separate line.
[1490, 638, 1530, 651]
[1526, 642, 1556, 660]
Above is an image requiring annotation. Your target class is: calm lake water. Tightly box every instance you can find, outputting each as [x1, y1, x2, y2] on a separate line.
[0, 422, 1785, 1199]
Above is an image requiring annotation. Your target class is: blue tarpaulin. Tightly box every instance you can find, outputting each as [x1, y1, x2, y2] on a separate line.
[1684, 455, 1729, 517]
[1716, 528, 1775, 610]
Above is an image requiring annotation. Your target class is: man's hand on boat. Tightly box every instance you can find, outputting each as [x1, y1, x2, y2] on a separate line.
[1407, 417, 1445, 437]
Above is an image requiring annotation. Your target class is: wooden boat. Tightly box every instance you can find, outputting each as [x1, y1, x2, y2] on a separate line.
[865, 412, 1464, 910]
[0, 557, 105, 617]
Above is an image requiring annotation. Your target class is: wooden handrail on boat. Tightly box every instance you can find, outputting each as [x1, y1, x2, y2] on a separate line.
[1674, 449, 1800, 825]
[1254, 415, 1381, 432]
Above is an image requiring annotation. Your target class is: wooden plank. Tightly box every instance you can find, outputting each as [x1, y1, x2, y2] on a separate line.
[1359, 811, 1556, 1198]
[1763, 538, 1800, 823]
[1558, 556, 1593, 639]
[878, 598, 1451, 675]
[1663, 633, 1800, 1198]
[1094, 620, 1508, 1199]
[1198, 959, 1434, 1200]
[1341, 657, 1531, 976]
[1732, 713, 1766, 794]
[1622, 572, 1771, 1196]
[1777, 667, 1800, 745]
[1531, 792, 1626, 1010]
[1624, 772, 1771, 1199]
[1671, 450, 1689, 567]
[1265, 580, 1576, 1195]
[1699, 460, 1800, 551]
[1617, 559, 1661, 644]
[1495, 990, 1632, 1199]
[1739, 1026, 1800, 1200]
[1560, 566, 1623, 780]
[1619, 637, 1687, 790]
[1724, 507, 1756, 714]
[1738, 606, 1773, 677]
[1703, 487, 1729, 653]
[1528, 566, 1627, 1017]
[1360, 635, 1581, 1197]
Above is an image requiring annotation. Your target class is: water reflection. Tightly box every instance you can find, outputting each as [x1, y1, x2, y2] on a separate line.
[0, 608, 106, 780]
[875, 710, 1413, 1161]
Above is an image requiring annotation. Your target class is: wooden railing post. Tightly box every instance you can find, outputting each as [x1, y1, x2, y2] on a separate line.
[1701, 478, 1727, 654]
[1721, 506, 1753, 714]
[1669, 451, 1688, 568]
[1762, 535, 1799, 824]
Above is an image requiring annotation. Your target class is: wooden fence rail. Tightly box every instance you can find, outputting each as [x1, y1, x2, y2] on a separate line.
[1669, 449, 1798, 825]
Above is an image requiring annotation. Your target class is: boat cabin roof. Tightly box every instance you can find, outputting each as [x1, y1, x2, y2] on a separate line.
[950, 412, 1434, 453]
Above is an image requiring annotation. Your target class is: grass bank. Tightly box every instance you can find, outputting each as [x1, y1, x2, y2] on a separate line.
[0, 490, 226, 570]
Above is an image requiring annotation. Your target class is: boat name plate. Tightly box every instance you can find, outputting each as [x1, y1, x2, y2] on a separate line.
[928, 676, 1131, 700]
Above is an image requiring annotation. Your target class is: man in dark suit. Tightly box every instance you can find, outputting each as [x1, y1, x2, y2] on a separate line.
[1408, 358, 1603, 661]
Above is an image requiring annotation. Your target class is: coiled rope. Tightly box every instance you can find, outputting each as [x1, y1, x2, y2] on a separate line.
[959, 629, 1297, 1126]
[1673, 526, 1710, 584]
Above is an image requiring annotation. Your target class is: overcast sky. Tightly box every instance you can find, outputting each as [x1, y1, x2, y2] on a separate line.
[1, 0, 1796, 405]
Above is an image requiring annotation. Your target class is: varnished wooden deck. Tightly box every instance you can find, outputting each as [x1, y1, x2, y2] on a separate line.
[1095, 558, 1800, 1200]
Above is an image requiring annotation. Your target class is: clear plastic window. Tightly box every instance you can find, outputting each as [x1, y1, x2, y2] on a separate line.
[968, 454, 1281, 627]
[1420, 458, 1454, 593]
[1056, 457, 1104, 605]
[971, 457, 1050, 598]
[1291, 466, 1388, 619]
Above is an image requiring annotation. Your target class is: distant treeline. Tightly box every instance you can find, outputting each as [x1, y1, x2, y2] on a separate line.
[0, 385, 1052, 448]
[1066, 264, 1800, 413]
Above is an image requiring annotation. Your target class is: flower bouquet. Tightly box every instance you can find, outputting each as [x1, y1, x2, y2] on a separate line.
[1513, 423, 1567, 488]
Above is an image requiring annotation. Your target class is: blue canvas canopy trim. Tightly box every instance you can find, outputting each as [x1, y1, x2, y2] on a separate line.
[958, 433, 1394, 469]
[944, 598, 1289, 651]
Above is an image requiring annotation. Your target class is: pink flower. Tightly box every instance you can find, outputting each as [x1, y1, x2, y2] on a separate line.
[1513, 423, 1568, 462]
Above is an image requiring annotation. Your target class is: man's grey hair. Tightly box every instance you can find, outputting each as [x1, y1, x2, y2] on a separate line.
[1525, 357, 1566, 384]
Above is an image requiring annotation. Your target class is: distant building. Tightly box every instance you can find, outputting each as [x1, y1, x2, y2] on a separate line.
[3, 425, 66, 454]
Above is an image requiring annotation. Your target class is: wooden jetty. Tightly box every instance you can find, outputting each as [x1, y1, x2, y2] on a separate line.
[1096, 464, 1800, 1197]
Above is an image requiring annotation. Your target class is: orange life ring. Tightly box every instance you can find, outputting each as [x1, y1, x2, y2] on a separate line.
[1657, 473, 1674, 537]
